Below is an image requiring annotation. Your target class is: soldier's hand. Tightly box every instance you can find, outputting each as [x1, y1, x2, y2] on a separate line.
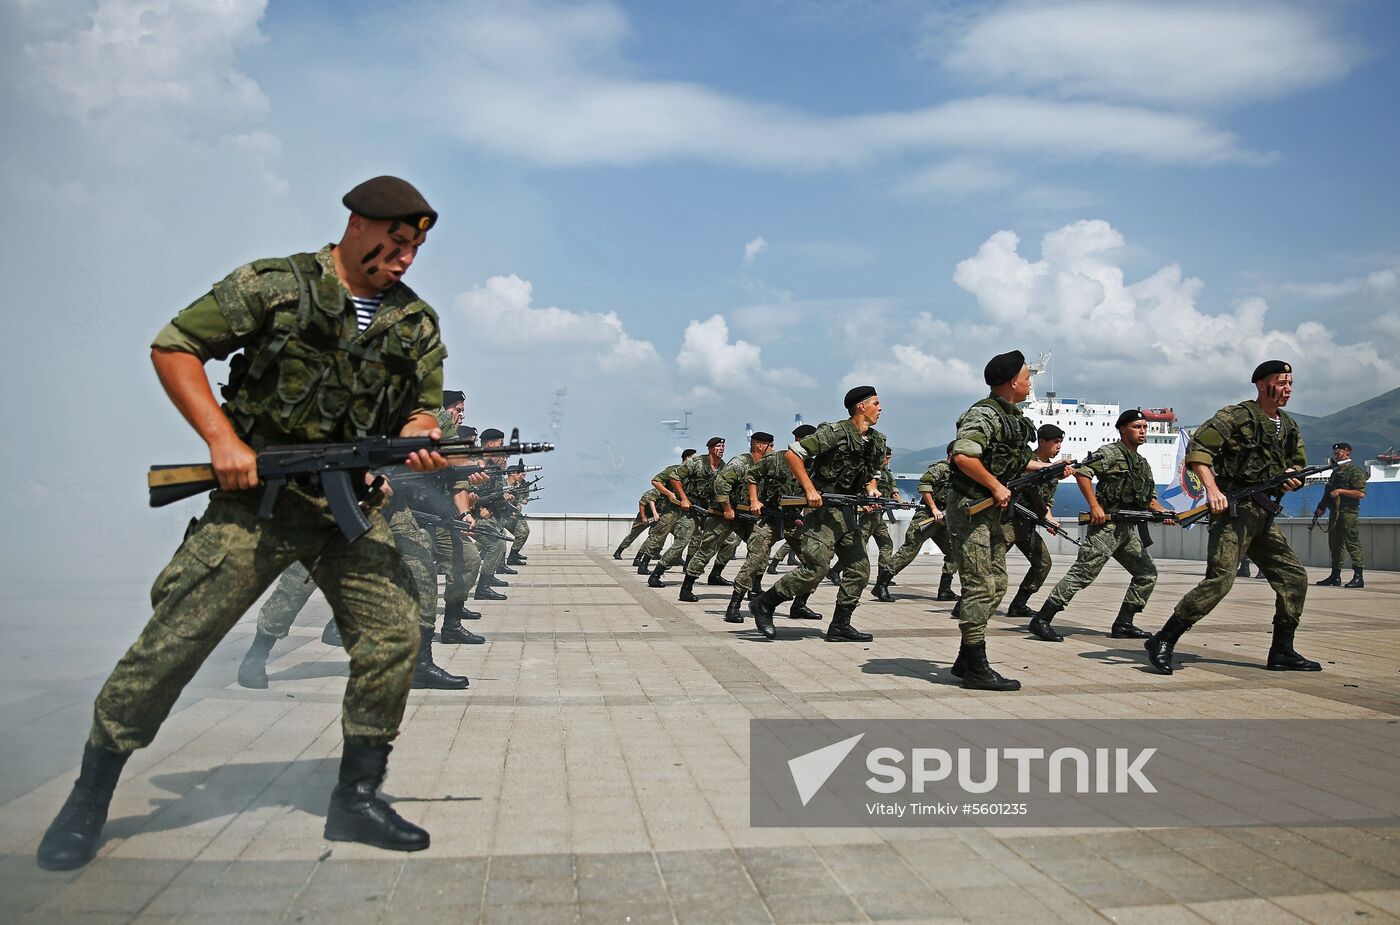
[1282, 469, 1303, 492]
[805, 488, 823, 508]
[991, 484, 1012, 510]
[1088, 504, 1108, 526]
[1207, 484, 1229, 514]
[679, 498, 692, 510]
[931, 509, 945, 524]
[209, 433, 259, 492]
[724, 508, 735, 521]
[751, 502, 764, 516]
[402, 426, 449, 472]
[1046, 514, 1059, 528]
[467, 470, 490, 486]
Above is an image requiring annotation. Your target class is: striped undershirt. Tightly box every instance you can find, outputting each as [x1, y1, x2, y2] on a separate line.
[349, 293, 383, 332]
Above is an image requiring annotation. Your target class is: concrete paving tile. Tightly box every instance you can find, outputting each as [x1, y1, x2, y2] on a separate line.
[1188, 897, 1310, 924]
[577, 899, 676, 924]
[1271, 891, 1395, 924]
[1099, 904, 1212, 924]
[483, 875, 577, 906]
[762, 890, 862, 924]
[671, 892, 774, 925]
[852, 889, 958, 921]
[480, 902, 577, 925]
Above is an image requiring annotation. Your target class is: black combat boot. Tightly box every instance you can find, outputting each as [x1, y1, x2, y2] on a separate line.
[1005, 588, 1034, 619]
[749, 588, 787, 639]
[1109, 602, 1151, 639]
[474, 581, 506, 601]
[484, 574, 509, 588]
[324, 744, 430, 851]
[411, 628, 469, 690]
[636, 554, 652, 576]
[321, 618, 343, 647]
[631, 551, 644, 568]
[766, 556, 780, 574]
[36, 743, 130, 870]
[648, 563, 669, 588]
[613, 544, 628, 560]
[508, 551, 527, 566]
[936, 573, 960, 601]
[1266, 621, 1321, 671]
[446, 599, 482, 621]
[723, 589, 746, 623]
[789, 595, 822, 620]
[1237, 560, 1252, 579]
[826, 566, 841, 587]
[825, 603, 873, 642]
[950, 601, 962, 621]
[440, 606, 485, 645]
[497, 563, 518, 575]
[706, 564, 732, 586]
[747, 577, 763, 600]
[1028, 600, 1064, 642]
[786, 550, 798, 566]
[871, 570, 894, 603]
[678, 574, 700, 603]
[954, 642, 1021, 691]
[1315, 567, 1342, 586]
[1144, 614, 1190, 674]
[237, 629, 277, 689]
[1344, 568, 1365, 589]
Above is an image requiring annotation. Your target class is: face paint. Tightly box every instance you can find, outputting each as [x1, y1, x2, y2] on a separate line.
[360, 243, 384, 265]
[387, 221, 402, 235]
[365, 266, 380, 275]
[383, 247, 402, 264]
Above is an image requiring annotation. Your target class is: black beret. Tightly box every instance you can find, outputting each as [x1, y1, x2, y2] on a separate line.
[507, 463, 525, 473]
[793, 424, 817, 439]
[343, 176, 438, 231]
[984, 350, 1025, 386]
[1333, 442, 1351, 451]
[1037, 423, 1064, 441]
[442, 390, 465, 407]
[1251, 359, 1292, 382]
[844, 385, 877, 411]
[751, 431, 774, 443]
[461, 425, 479, 438]
[479, 428, 505, 442]
[706, 436, 725, 448]
[1115, 408, 1146, 429]
[681, 448, 698, 459]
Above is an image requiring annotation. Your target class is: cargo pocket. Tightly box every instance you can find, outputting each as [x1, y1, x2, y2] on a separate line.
[149, 527, 232, 641]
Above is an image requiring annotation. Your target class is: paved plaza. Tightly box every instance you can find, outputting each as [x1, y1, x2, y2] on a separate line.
[1, 545, 1397, 924]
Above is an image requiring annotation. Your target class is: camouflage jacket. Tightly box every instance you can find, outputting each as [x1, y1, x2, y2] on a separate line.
[1076, 441, 1157, 513]
[1324, 462, 1367, 514]
[678, 454, 724, 507]
[917, 460, 952, 512]
[948, 395, 1036, 500]
[792, 420, 887, 495]
[1185, 400, 1307, 491]
[713, 453, 757, 506]
[750, 451, 800, 507]
[153, 245, 445, 448]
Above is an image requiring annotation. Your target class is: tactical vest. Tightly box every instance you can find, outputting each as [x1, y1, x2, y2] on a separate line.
[220, 252, 441, 449]
[950, 398, 1035, 498]
[920, 462, 952, 510]
[1210, 402, 1301, 491]
[807, 422, 887, 494]
[754, 452, 799, 506]
[681, 456, 722, 506]
[1093, 442, 1156, 513]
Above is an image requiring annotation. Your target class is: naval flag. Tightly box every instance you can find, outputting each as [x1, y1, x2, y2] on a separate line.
[1159, 429, 1203, 516]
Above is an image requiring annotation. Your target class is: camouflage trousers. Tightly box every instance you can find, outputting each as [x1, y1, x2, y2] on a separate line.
[91, 485, 420, 752]
[1328, 510, 1364, 569]
[616, 515, 651, 553]
[258, 508, 439, 636]
[685, 515, 751, 579]
[889, 512, 958, 579]
[659, 512, 703, 568]
[946, 496, 1009, 645]
[511, 516, 530, 554]
[1011, 525, 1053, 596]
[773, 506, 869, 607]
[860, 513, 895, 572]
[640, 506, 683, 558]
[434, 526, 481, 604]
[1172, 502, 1307, 628]
[1046, 523, 1156, 610]
[476, 518, 509, 577]
[733, 518, 783, 592]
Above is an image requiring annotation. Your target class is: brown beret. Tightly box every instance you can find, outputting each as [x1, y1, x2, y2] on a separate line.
[343, 176, 438, 231]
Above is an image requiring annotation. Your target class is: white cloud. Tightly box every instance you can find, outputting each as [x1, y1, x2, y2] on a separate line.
[896, 157, 1015, 199]
[455, 274, 659, 371]
[841, 346, 981, 398]
[346, 1, 1266, 169]
[676, 314, 815, 391]
[941, 1, 1354, 108]
[1278, 266, 1399, 302]
[744, 236, 769, 265]
[948, 219, 1400, 408]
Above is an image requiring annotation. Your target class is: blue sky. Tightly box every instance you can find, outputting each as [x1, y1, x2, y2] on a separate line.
[2, 0, 1398, 537]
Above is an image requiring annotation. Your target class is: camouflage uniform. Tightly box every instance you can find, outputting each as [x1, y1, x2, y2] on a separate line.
[1008, 475, 1059, 598]
[1171, 400, 1309, 628]
[618, 488, 662, 553]
[946, 396, 1036, 645]
[890, 461, 958, 580]
[772, 421, 888, 607]
[94, 245, 444, 750]
[685, 453, 758, 580]
[1323, 463, 1366, 569]
[474, 464, 514, 576]
[737, 451, 803, 593]
[1044, 441, 1159, 610]
[658, 454, 723, 568]
[858, 467, 898, 572]
[640, 463, 688, 558]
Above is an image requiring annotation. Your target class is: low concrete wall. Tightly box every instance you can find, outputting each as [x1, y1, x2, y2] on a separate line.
[527, 512, 1398, 571]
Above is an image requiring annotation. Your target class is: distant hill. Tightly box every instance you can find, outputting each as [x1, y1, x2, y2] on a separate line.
[1292, 386, 1400, 463]
[889, 442, 952, 474]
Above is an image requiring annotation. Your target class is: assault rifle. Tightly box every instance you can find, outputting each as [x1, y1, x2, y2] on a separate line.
[1076, 508, 1176, 548]
[963, 452, 1100, 516]
[780, 493, 919, 533]
[705, 503, 758, 524]
[148, 427, 553, 541]
[1014, 502, 1081, 547]
[1175, 463, 1332, 528]
[408, 508, 516, 544]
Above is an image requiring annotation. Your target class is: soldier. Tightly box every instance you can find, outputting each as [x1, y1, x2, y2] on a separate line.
[1145, 360, 1319, 674]
[679, 433, 773, 612]
[38, 177, 449, 870]
[887, 455, 960, 602]
[738, 424, 824, 624]
[649, 437, 725, 587]
[615, 488, 661, 559]
[1027, 410, 1168, 641]
[749, 386, 887, 642]
[635, 449, 696, 573]
[866, 450, 900, 602]
[944, 351, 1050, 692]
[507, 463, 533, 566]
[472, 428, 515, 593]
[1313, 441, 1367, 588]
[1005, 424, 1067, 620]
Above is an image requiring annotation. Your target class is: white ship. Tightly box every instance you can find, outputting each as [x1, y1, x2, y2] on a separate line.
[1018, 352, 1182, 486]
